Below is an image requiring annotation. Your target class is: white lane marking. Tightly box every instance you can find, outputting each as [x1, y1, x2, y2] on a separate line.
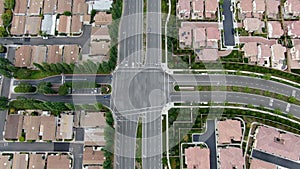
[269, 99, 273, 106]
[286, 103, 291, 112]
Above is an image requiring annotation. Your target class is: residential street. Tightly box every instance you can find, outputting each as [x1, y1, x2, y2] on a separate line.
[222, 0, 235, 46]
[252, 149, 300, 169]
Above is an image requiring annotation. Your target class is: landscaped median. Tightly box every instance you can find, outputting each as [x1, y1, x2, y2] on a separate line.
[174, 85, 300, 106]
[13, 81, 113, 96]
[191, 62, 300, 84]
[13, 82, 37, 94]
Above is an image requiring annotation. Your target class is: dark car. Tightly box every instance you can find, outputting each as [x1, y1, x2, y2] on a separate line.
[24, 38, 30, 42]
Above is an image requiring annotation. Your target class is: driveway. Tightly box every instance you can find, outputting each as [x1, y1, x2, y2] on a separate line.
[222, 0, 235, 46]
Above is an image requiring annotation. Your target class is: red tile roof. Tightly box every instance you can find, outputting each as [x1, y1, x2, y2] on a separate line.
[185, 147, 210, 169]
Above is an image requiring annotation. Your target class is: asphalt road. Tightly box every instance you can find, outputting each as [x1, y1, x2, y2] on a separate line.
[0, 111, 7, 140]
[112, 67, 167, 169]
[142, 111, 162, 169]
[0, 25, 92, 55]
[222, 0, 235, 46]
[114, 118, 139, 169]
[118, 0, 143, 68]
[192, 120, 217, 169]
[0, 142, 68, 152]
[172, 74, 300, 101]
[252, 149, 300, 169]
[146, 0, 162, 67]
[1, 77, 11, 98]
[0, 142, 83, 169]
[170, 91, 300, 117]
[75, 128, 85, 141]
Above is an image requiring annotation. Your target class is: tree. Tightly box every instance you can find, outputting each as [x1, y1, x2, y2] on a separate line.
[4, 0, 15, 9]
[33, 63, 46, 71]
[105, 112, 114, 126]
[2, 10, 12, 27]
[63, 11, 72, 16]
[0, 27, 8, 37]
[14, 82, 36, 93]
[58, 84, 69, 96]
[37, 82, 55, 94]
[0, 97, 8, 110]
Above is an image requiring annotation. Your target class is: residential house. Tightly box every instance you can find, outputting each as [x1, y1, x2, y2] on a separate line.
[10, 16, 26, 36]
[205, 0, 218, 18]
[271, 44, 286, 70]
[40, 116, 57, 141]
[84, 128, 105, 146]
[56, 114, 74, 140]
[287, 20, 300, 38]
[72, 0, 88, 15]
[23, 116, 40, 141]
[253, 0, 266, 18]
[290, 44, 300, 69]
[87, 0, 113, 12]
[239, 0, 253, 18]
[46, 155, 71, 169]
[12, 154, 28, 169]
[57, 15, 71, 34]
[179, 26, 192, 48]
[41, 15, 56, 35]
[195, 48, 218, 61]
[57, 0, 72, 14]
[250, 159, 276, 169]
[0, 155, 10, 169]
[83, 147, 105, 165]
[14, 46, 32, 68]
[284, 0, 300, 17]
[63, 45, 80, 64]
[266, 0, 280, 19]
[71, 15, 83, 34]
[254, 126, 300, 161]
[27, 0, 43, 16]
[185, 147, 210, 169]
[243, 18, 264, 33]
[217, 119, 242, 144]
[219, 147, 245, 169]
[46, 45, 63, 64]
[28, 154, 46, 169]
[14, 0, 28, 15]
[243, 42, 259, 63]
[177, 0, 191, 19]
[191, 0, 204, 19]
[25, 17, 42, 35]
[94, 12, 112, 26]
[206, 27, 220, 48]
[43, 0, 58, 14]
[267, 21, 284, 38]
[90, 27, 111, 56]
[80, 112, 106, 128]
[193, 27, 206, 48]
[258, 44, 271, 67]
